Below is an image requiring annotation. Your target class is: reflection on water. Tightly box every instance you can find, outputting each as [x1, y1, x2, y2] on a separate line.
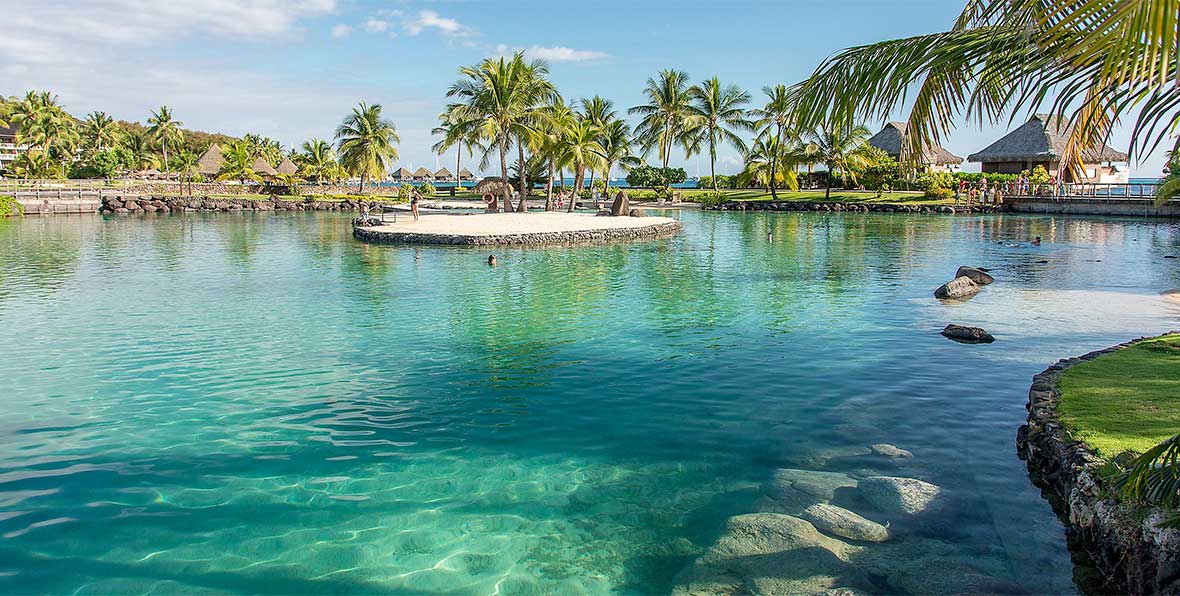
[0, 211, 1177, 594]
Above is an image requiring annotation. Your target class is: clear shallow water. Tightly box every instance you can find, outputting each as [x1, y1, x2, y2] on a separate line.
[0, 211, 1177, 595]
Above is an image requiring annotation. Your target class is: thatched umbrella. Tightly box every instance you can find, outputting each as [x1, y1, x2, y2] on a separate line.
[197, 144, 224, 177]
[473, 176, 511, 195]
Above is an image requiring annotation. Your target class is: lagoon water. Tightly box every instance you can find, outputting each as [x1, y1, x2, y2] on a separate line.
[1, 211, 1177, 594]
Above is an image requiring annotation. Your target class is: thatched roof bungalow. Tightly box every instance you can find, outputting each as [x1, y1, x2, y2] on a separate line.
[412, 167, 433, 182]
[868, 122, 962, 172]
[434, 167, 453, 180]
[197, 144, 225, 177]
[390, 167, 413, 180]
[459, 168, 475, 181]
[968, 114, 1129, 183]
[275, 157, 298, 176]
[252, 157, 277, 178]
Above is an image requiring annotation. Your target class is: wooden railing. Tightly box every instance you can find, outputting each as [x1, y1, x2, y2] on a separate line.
[999, 182, 1164, 200]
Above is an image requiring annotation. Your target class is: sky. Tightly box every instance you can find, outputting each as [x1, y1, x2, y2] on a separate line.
[1, 0, 1169, 178]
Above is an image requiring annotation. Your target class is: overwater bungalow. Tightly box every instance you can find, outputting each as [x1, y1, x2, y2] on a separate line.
[275, 157, 298, 176]
[867, 122, 962, 172]
[434, 167, 453, 181]
[459, 168, 475, 182]
[196, 144, 224, 178]
[413, 167, 433, 182]
[968, 114, 1129, 183]
[390, 167, 413, 181]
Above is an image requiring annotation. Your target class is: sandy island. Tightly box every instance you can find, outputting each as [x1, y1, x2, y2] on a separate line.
[353, 212, 683, 246]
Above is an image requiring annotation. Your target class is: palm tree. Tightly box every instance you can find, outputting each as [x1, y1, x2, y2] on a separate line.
[536, 98, 576, 211]
[171, 149, 199, 196]
[562, 118, 605, 213]
[598, 120, 640, 201]
[811, 123, 873, 199]
[687, 77, 752, 190]
[84, 111, 118, 153]
[147, 105, 183, 173]
[792, 0, 1179, 188]
[749, 85, 800, 200]
[738, 134, 801, 192]
[334, 102, 400, 193]
[431, 105, 483, 192]
[122, 131, 158, 171]
[297, 138, 338, 189]
[629, 69, 695, 170]
[579, 95, 616, 196]
[12, 91, 79, 175]
[217, 140, 263, 184]
[447, 52, 558, 213]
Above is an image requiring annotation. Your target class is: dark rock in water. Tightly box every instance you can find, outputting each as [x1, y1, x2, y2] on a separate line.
[628, 208, 646, 217]
[1036, 259, 1049, 264]
[955, 266, 994, 285]
[976, 266, 991, 272]
[595, 210, 612, 217]
[933, 276, 981, 299]
[610, 191, 630, 216]
[870, 443, 913, 458]
[941, 324, 995, 344]
[1165, 255, 1178, 259]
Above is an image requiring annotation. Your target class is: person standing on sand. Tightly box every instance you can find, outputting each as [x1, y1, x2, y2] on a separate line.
[410, 189, 421, 221]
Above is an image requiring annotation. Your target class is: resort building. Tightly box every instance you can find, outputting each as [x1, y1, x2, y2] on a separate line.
[968, 114, 1129, 183]
[459, 168, 475, 182]
[251, 157, 277, 179]
[867, 122, 962, 172]
[276, 157, 298, 176]
[434, 167, 453, 181]
[390, 167, 413, 181]
[0, 124, 29, 174]
[413, 167, 433, 182]
[196, 144, 224, 179]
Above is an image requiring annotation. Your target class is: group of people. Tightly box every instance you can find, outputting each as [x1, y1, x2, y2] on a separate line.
[954, 175, 1069, 204]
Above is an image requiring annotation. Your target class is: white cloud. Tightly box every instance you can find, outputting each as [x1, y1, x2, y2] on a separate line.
[523, 46, 608, 62]
[493, 44, 608, 63]
[404, 10, 474, 37]
[331, 24, 353, 38]
[363, 19, 389, 33]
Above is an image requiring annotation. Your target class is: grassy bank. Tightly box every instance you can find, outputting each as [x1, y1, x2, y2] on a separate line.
[1058, 334, 1180, 459]
[674, 189, 950, 205]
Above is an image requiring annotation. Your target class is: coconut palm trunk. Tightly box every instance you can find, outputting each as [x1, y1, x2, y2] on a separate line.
[546, 161, 555, 211]
[516, 143, 529, 212]
[568, 166, 584, 213]
[162, 144, 169, 173]
[498, 135, 510, 213]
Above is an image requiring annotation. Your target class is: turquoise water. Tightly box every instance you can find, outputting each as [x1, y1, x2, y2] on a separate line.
[0, 211, 1177, 594]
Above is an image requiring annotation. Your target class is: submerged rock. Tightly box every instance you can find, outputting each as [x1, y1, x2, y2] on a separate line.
[789, 445, 872, 467]
[802, 503, 890, 542]
[859, 476, 941, 515]
[672, 513, 868, 596]
[955, 265, 995, 285]
[934, 275, 981, 299]
[941, 324, 995, 344]
[768, 469, 858, 502]
[870, 443, 913, 458]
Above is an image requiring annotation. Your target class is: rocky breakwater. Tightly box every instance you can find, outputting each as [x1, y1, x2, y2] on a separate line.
[1017, 335, 1180, 594]
[673, 443, 1024, 595]
[99, 195, 380, 215]
[709, 201, 1005, 214]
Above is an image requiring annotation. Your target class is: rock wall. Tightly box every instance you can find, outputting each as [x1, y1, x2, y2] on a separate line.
[129, 182, 405, 196]
[353, 220, 683, 246]
[708, 201, 1003, 214]
[99, 194, 382, 215]
[1017, 333, 1180, 595]
[1006, 197, 1180, 218]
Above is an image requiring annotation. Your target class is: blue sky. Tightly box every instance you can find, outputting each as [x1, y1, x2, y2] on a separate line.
[2, 0, 1168, 177]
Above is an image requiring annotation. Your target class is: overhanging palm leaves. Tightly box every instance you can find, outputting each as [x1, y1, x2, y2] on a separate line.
[1113, 433, 1180, 527]
[792, 0, 1180, 194]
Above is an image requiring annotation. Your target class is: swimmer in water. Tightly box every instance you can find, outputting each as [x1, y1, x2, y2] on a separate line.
[488, 254, 497, 266]
[1032, 236, 1042, 246]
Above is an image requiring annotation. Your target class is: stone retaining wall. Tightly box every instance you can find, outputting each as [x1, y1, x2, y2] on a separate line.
[708, 201, 1003, 214]
[1016, 333, 1180, 594]
[99, 194, 381, 215]
[353, 220, 683, 246]
[1006, 197, 1180, 218]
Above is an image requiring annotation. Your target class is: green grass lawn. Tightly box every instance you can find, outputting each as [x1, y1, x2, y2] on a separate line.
[1058, 334, 1180, 459]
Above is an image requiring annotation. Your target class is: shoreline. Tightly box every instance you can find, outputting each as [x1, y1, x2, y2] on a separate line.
[353, 212, 683, 246]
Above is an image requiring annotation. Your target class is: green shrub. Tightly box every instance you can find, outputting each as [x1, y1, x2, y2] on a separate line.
[925, 187, 954, 201]
[0, 195, 22, 217]
[397, 184, 413, 200]
[695, 191, 729, 208]
[1029, 165, 1051, 185]
[418, 182, 437, 198]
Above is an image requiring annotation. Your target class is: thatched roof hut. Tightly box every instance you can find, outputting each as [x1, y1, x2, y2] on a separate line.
[391, 167, 413, 180]
[473, 176, 511, 195]
[275, 157, 298, 176]
[252, 157, 277, 177]
[197, 144, 224, 176]
[434, 167, 453, 179]
[413, 167, 433, 180]
[868, 122, 962, 166]
[968, 114, 1129, 164]
[459, 168, 475, 181]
